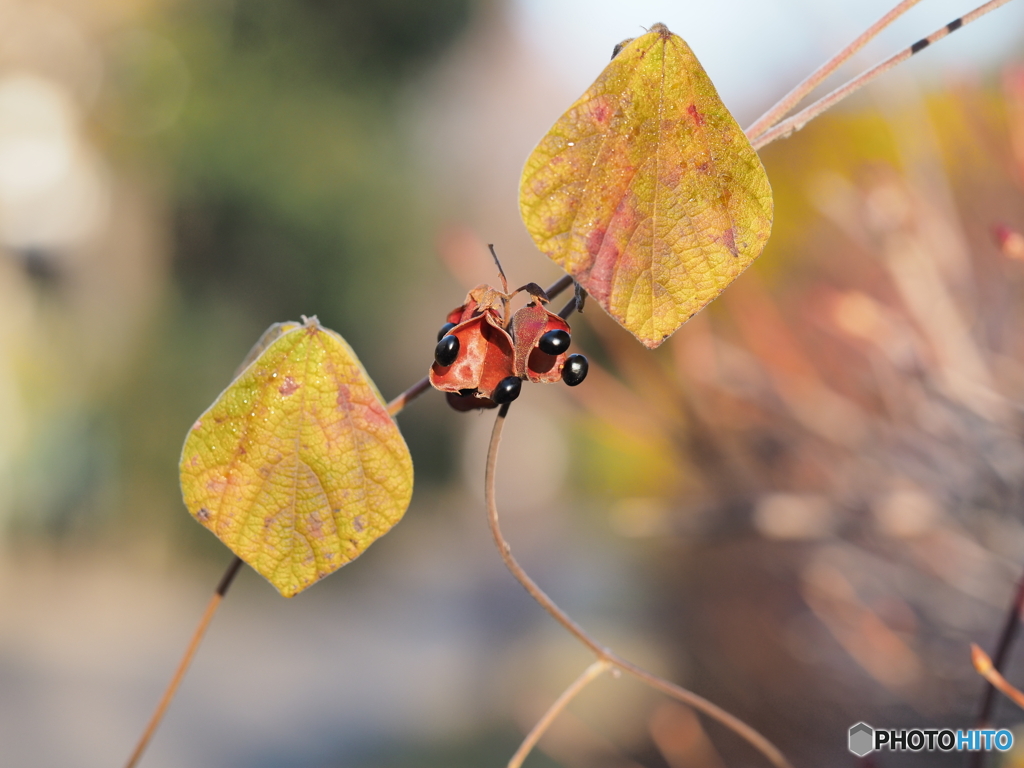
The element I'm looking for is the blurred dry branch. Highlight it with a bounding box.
[563,69,1024,763]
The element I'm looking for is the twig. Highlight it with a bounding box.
[485,407,793,768]
[744,0,924,140]
[972,644,1024,712]
[123,370,429,767]
[123,265,578,768]
[750,0,1016,151]
[123,557,243,768]
[508,659,611,768]
[387,376,431,416]
[967,567,1024,768]
[545,274,574,302]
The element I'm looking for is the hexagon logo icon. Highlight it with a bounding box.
[849,722,874,757]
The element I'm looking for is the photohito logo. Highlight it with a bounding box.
[848,723,1013,756]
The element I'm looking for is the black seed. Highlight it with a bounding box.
[434,335,459,366]
[561,354,588,386]
[492,376,522,405]
[538,329,571,356]
[437,322,457,341]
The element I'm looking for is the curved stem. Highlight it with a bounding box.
[750,0,1015,150]
[744,0,924,140]
[508,660,611,768]
[485,408,793,768]
[123,557,243,768]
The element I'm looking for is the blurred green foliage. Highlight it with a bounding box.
[101,0,476,545]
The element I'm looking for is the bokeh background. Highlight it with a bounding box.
[4,0,1024,766]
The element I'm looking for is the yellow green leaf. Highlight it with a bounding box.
[179,316,413,597]
[520,23,773,348]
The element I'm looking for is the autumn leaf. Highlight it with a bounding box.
[180,316,413,597]
[520,23,772,348]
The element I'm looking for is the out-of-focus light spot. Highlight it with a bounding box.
[994,223,1024,261]
[833,290,886,340]
[872,487,940,538]
[754,493,833,540]
[0,73,75,201]
[608,497,669,537]
[0,73,109,250]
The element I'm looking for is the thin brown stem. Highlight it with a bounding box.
[508,659,611,768]
[745,0,924,140]
[751,0,1016,151]
[485,408,793,768]
[124,557,243,768]
[968,566,1024,768]
[387,376,431,416]
[545,274,574,303]
[557,296,578,320]
[972,644,1024,711]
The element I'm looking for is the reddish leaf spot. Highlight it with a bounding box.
[335,384,351,407]
[590,96,613,126]
[197,508,210,522]
[279,376,299,396]
[722,227,739,257]
[191,419,203,431]
[586,228,607,257]
[353,514,366,532]
[687,104,704,126]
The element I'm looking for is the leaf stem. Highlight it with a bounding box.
[508,659,611,768]
[485,408,793,768]
[123,556,243,768]
[744,0,924,140]
[750,0,1016,150]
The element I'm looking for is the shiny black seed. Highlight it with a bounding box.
[492,375,522,405]
[561,354,588,386]
[434,335,459,366]
[437,322,457,341]
[538,329,571,356]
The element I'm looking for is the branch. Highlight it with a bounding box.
[485,406,793,768]
[508,660,611,768]
[967,565,1024,768]
[750,0,1016,151]
[972,644,1024,711]
[744,0,924,140]
[387,376,431,416]
[123,557,243,768]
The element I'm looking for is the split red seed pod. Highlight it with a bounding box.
[511,302,572,383]
[429,308,515,402]
[446,283,508,326]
